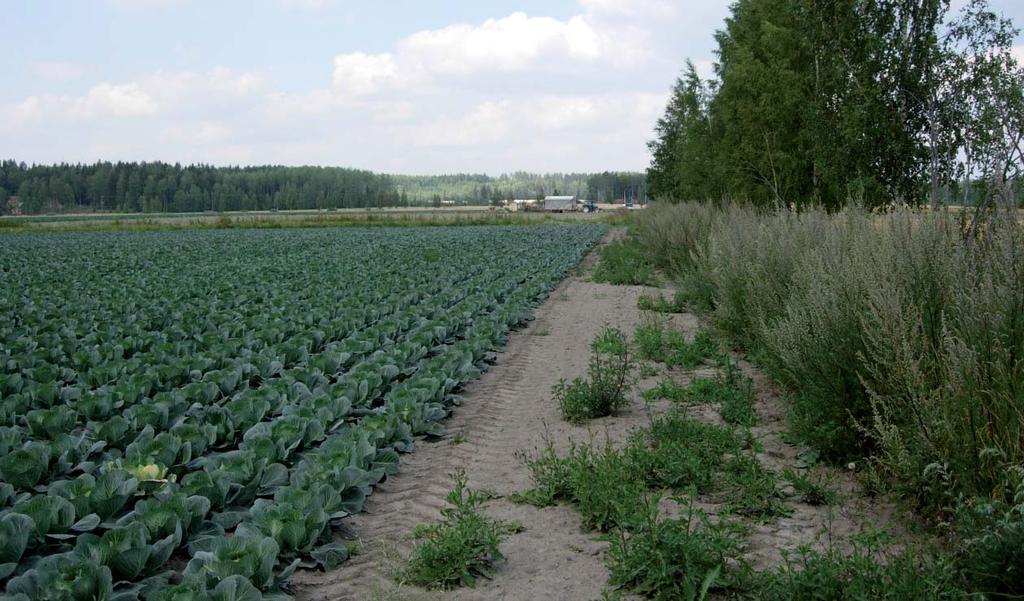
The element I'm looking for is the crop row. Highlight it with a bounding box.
[0,225,603,600]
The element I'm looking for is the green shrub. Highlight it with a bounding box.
[635,319,666,362]
[681,361,756,427]
[634,202,1024,513]
[555,327,634,423]
[404,471,515,589]
[592,238,656,285]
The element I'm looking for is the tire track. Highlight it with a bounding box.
[293,230,662,601]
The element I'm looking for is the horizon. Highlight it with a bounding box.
[1,0,736,174]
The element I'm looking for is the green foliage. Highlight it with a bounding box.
[592,239,656,286]
[403,471,513,589]
[781,469,838,507]
[3,553,113,601]
[635,203,1024,518]
[646,0,1022,209]
[555,328,634,423]
[720,455,789,521]
[637,290,687,313]
[607,497,747,601]
[753,541,969,600]
[634,320,719,369]
[0,225,604,596]
[184,534,279,591]
[954,469,1024,598]
[628,415,744,492]
[517,414,743,531]
[641,378,689,402]
[0,159,644,214]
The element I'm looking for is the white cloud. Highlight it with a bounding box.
[2,0,717,172]
[331,10,648,97]
[407,93,665,150]
[1012,45,1024,65]
[73,83,157,117]
[332,53,402,95]
[400,13,605,72]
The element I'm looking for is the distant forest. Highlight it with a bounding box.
[0,160,645,215]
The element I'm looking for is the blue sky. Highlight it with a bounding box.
[2,0,1022,174]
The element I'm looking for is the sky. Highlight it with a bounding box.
[1,0,1022,175]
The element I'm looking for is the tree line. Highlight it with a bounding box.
[0,161,647,215]
[647,0,1024,209]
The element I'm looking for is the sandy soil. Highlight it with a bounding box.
[291,229,912,601]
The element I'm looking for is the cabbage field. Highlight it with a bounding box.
[0,224,603,601]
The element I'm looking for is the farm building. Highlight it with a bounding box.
[543,195,577,212]
[507,199,540,211]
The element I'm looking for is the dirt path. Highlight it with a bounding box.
[293,230,911,601]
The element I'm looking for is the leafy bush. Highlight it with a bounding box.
[555,328,634,423]
[404,471,516,589]
[592,238,656,285]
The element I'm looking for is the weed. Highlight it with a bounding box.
[637,290,688,313]
[953,468,1024,598]
[781,468,838,506]
[720,455,790,521]
[555,327,634,423]
[634,319,719,369]
[664,330,718,369]
[635,320,666,362]
[628,414,744,492]
[592,238,656,285]
[642,378,689,402]
[754,540,968,600]
[403,471,515,589]
[639,363,659,378]
[607,495,748,600]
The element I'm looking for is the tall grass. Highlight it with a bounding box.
[636,202,1024,514]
